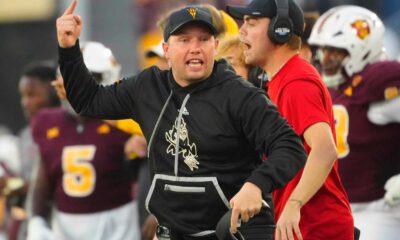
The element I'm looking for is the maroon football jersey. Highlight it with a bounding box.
[331,61,400,202]
[31,108,132,213]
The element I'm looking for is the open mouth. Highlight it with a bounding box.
[239,38,251,50]
[186,59,204,68]
[243,42,251,50]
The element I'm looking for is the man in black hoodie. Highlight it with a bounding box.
[56,1,307,239]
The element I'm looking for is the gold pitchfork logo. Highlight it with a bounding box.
[187,8,197,19]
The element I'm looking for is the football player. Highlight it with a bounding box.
[17,61,61,192]
[309,5,400,240]
[2,61,61,240]
[26,42,140,240]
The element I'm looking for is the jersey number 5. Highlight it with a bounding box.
[333,105,350,158]
[62,145,96,197]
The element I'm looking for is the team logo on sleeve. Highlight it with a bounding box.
[351,75,363,87]
[97,124,111,134]
[384,87,399,100]
[165,118,199,171]
[351,19,370,40]
[46,127,60,139]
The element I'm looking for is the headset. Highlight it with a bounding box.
[267,0,293,44]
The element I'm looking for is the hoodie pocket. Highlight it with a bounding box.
[146,174,230,236]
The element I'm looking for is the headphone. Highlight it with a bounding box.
[267,0,293,44]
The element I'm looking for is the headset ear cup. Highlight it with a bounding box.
[268,17,293,44]
[268,0,294,45]
[267,16,279,44]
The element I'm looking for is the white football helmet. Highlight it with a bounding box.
[80,41,121,86]
[308,6,385,87]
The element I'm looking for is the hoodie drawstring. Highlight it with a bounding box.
[147,90,173,158]
[174,94,191,176]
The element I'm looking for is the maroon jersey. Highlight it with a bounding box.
[31,108,132,213]
[331,61,400,202]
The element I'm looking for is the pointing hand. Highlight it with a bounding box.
[56,0,82,48]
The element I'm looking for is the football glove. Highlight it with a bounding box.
[384,174,400,207]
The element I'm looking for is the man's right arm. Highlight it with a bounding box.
[59,41,136,120]
[57,0,135,120]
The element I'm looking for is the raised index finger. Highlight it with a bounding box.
[63,0,77,15]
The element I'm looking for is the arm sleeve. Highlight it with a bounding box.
[234,90,307,194]
[59,41,138,120]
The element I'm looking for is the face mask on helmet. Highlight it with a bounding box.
[308,5,385,88]
[80,41,121,86]
[315,47,349,88]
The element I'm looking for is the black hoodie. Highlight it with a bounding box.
[59,41,306,236]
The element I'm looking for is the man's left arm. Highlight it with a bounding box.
[275,122,337,240]
[229,90,307,233]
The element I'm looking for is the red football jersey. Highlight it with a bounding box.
[268,55,354,239]
[31,108,132,213]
